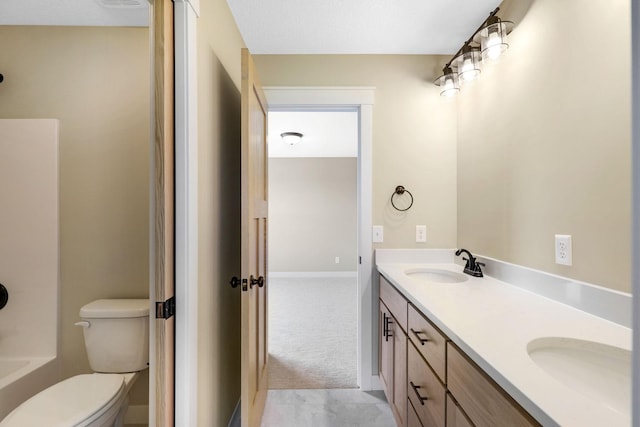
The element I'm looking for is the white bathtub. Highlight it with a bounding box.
[0,357,60,420]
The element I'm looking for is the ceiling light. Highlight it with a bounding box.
[280,132,303,145]
[434,7,514,96]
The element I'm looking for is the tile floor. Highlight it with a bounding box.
[260,389,396,427]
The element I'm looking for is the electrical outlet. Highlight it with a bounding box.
[416,225,427,243]
[373,225,384,243]
[335,256,340,264]
[555,234,572,266]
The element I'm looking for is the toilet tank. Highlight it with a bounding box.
[79,299,149,373]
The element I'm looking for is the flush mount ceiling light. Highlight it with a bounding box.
[280,132,303,145]
[435,7,514,96]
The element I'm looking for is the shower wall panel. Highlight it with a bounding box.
[0,119,59,358]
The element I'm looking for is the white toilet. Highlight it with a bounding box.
[0,299,149,427]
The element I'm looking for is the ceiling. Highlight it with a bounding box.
[268,111,358,158]
[227,0,502,54]
[2,0,503,54]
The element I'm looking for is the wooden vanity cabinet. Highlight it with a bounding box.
[378,272,542,427]
[379,276,408,427]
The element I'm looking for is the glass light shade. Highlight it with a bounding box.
[475,18,514,61]
[452,46,481,82]
[435,67,459,97]
[281,132,303,145]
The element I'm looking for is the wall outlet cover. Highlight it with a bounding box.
[416,225,427,243]
[555,234,572,266]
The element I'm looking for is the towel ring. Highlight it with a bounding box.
[0,284,8,310]
[391,185,413,211]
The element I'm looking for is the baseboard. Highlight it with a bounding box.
[269,271,357,278]
[369,375,383,390]
[124,404,149,425]
[228,399,241,427]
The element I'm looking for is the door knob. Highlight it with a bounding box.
[250,275,264,288]
[230,276,241,288]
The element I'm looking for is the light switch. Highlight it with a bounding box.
[373,225,384,243]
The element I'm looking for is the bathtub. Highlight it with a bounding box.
[0,356,60,420]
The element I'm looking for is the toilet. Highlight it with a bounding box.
[0,299,149,427]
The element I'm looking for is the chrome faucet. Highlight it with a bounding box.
[455,248,485,277]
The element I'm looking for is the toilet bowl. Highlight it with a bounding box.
[0,299,149,427]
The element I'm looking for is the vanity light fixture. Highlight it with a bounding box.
[280,131,303,145]
[435,7,514,96]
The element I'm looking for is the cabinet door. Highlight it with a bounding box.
[446,394,473,427]
[380,302,394,403]
[392,319,407,427]
[447,343,540,427]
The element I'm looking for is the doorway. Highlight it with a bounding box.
[263,87,376,390]
[267,110,359,389]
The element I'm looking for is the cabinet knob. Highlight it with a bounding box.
[410,328,430,345]
[383,313,393,342]
[410,381,429,405]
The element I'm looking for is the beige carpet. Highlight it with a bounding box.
[268,276,358,389]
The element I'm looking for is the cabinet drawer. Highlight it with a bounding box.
[408,341,446,427]
[408,304,446,383]
[380,275,407,332]
[447,343,540,427]
[408,400,424,427]
[446,393,473,427]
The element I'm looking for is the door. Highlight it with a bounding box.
[153,0,175,425]
[240,48,269,427]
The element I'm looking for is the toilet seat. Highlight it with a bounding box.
[0,374,125,427]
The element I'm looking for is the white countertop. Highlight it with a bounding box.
[376,258,632,427]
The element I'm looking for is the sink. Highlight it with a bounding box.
[527,337,631,415]
[404,268,468,284]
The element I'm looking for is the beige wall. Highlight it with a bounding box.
[254,55,459,251]
[456,0,631,292]
[196,0,246,424]
[0,26,150,405]
[269,157,357,272]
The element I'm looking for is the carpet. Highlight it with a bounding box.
[268,276,358,389]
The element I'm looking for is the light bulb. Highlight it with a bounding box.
[441,77,458,97]
[459,56,480,81]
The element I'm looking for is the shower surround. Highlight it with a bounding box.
[0,119,61,419]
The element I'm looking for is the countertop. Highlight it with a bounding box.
[376,260,632,427]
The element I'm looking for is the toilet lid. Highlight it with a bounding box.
[1,374,124,427]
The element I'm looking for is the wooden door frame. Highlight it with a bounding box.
[150,0,199,425]
[263,87,377,390]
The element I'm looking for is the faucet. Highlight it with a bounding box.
[455,248,485,277]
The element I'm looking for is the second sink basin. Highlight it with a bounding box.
[527,337,631,416]
[404,268,468,284]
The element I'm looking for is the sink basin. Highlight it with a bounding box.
[404,268,468,284]
[527,337,631,415]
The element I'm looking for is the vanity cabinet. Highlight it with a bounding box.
[379,273,541,427]
[379,276,408,427]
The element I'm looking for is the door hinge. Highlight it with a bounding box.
[156,296,175,319]
[359,256,362,265]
